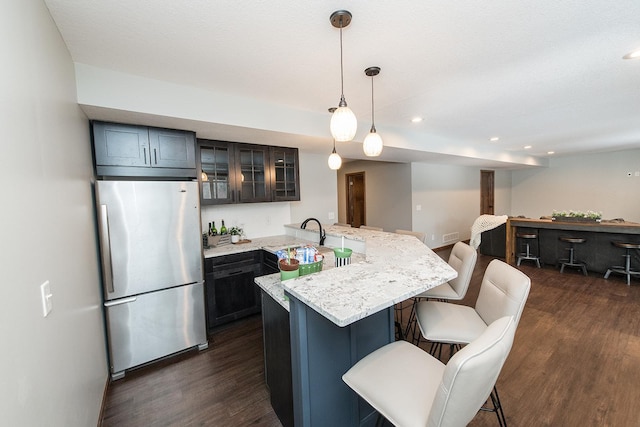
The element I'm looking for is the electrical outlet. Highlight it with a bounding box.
[40,280,52,317]
[416,205,422,211]
[635,171,640,177]
[328,212,335,220]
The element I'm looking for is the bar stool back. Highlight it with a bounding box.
[559,237,587,276]
[516,231,541,268]
[604,241,640,286]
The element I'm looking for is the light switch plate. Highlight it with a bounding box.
[40,280,52,317]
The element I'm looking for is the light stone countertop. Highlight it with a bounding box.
[203,234,313,258]
[254,224,457,327]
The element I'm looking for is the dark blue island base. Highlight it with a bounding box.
[287,293,395,427]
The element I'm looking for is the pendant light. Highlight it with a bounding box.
[363,66,383,157]
[327,107,342,170]
[329,10,357,142]
[328,139,342,170]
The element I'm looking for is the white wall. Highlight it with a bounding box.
[337,161,413,231]
[411,163,512,248]
[0,1,107,426]
[201,152,338,236]
[290,152,339,224]
[511,150,640,221]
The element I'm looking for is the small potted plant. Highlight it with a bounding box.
[229,226,243,243]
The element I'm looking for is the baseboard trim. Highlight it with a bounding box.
[432,239,470,253]
[97,375,109,427]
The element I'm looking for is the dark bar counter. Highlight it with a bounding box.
[506,218,640,273]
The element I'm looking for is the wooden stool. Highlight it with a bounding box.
[516,232,541,268]
[559,237,587,276]
[604,242,640,286]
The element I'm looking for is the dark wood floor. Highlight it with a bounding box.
[100,253,640,426]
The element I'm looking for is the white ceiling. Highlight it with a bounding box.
[44,0,640,168]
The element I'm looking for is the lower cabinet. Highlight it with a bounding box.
[204,250,280,331]
[204,251,262,330]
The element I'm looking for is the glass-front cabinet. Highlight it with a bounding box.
[199,140,235,205]
[236,144,271,203]
[271,147,300,201]
[197,139,299,205]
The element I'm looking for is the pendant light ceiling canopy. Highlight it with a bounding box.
[363,66,383,157]
[329,10,357,142]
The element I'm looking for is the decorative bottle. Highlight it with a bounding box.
[210,221,218,236]
[220,220,227,235]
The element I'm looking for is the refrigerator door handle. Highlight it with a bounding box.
[99,204,115,294]
[104,296,137,307]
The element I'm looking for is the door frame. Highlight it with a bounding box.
[480,170,495,215]
[345,171,366,227]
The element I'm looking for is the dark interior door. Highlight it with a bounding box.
[481,170,495,215]
[346,172,365,227]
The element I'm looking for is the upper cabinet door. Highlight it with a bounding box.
[92,121,197,178]
[199,140,236,205]
[236,144,271,203]
[148,128,196,169]
[93,122,150,167]
[271,147,300,202]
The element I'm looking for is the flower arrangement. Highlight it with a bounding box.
[552,210,602,221]
[229,226,243,236]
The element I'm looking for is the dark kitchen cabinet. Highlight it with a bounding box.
[204,251,262,330]
[199,140,236,205]
[270,147,300,202]
[236,144,271,203]
[197,139,299,205]
[92,121,196,178]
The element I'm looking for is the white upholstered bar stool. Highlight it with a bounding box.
[343,316,517,427]
[415,259,531,426]
[395,229,427,244]
[405,241,478,341]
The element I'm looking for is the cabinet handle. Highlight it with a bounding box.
[143,147,148,164]
[153,148,158,165]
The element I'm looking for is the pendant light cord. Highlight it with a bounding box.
[340,24,345,98]
[370,76,375,126]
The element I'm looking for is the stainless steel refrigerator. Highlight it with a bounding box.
[95,180,207,380]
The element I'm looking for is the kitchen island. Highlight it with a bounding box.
[505,218,640,272]
[255,225,457,427]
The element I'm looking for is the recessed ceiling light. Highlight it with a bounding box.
[489,137,499,142]
[524,145,532,149]
[411,117,423,123]
[623,49,640,60]
[547,151,555,155]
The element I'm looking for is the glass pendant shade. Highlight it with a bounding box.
[330,105,357,142]
[328,150,342,170]
[363,127,383,157]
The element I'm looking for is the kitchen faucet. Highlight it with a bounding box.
[300,218,326,246]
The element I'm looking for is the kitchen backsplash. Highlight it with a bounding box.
[201,202,292,239]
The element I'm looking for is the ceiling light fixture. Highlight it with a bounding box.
[623,49,640,60]
[411,117,423,123]
[524,145,532,149]
[490,137,500,142]
[363,66,383,157]
[328,139,342,170]
[329,10,357,142]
